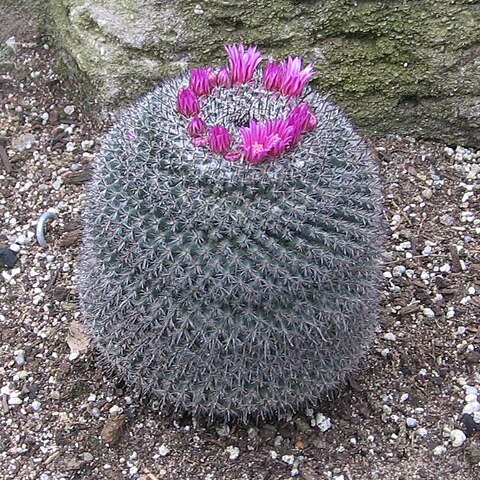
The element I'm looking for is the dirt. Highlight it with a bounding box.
[0,5,479,480]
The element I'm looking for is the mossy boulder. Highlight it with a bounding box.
[49,0,480,147]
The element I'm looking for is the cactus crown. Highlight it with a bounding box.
[79,44,385,421]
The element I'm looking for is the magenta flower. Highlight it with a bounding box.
[192,136,209,148]
[209,125,232,154]
[189,67,214,96]
[224,150,243,162]
[278,56,314,97]
[177,88,200,117]
[239,119,293,164]
[217,67,231,88]
[187,117,207,137]
[262,60,284,91]
[225,44,263,84]
[287,102,317,145]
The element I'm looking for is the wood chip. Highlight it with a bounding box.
[101,414,126,445]
[450,245,462,273]
[399,303,420,316]
[63,169,91,184]
[66,320,90,354]
[0,145,12,173]
[59,229,81,247]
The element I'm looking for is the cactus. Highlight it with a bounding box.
[79,45,385,421]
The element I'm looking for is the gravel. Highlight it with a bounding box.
[0,14,480,480]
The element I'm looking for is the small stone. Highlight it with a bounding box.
[439,263,451,273]
[440,214,455,226]
[463,402,480,415]
[465,394,478,403]
[315,413,332,432]
[392,265,406,277]
[158,444,170,456]
[450,429,467,447]
[282,454,295,465]
[461,413,480,437]
[422,308,435,318]
[417,428,428,437]
[384,332,397,342]
[421,188,433,199]
[129,466,138,475]
[12,133,35,151]
[64,105,75,115]
[66,142,76,152]
[83,452,94,462]
[0,247,18,268]
[14,351,25,366]
[225,446,240,460]
[109,405,123,415]
[466,445,480,465]
[31,400,41,412]
[52,177,62,190]
[81,140,94,151]
[406,417,418,428]
[433,445,446,456]
[9,244,21,253]
[8,396,22,406]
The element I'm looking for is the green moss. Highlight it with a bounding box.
[48,0,480,146]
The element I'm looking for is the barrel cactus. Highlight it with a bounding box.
[79,44,385,421]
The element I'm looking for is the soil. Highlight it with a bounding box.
[0,4,479,480]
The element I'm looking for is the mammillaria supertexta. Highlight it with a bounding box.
[79,44,385,421]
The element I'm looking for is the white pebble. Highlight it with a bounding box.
[462,401,480,415]
[422,308,435,318]
[465,386,478,395]
[158,444,170,456]
[406,417,417,428]
[52,177,62,190]
[433,445,446,456]
[31,400,41,411]
[109,405,123,415]
[450,429,466,447]
[392,265,406,277]
[439,263,451,273]
[81,140,94,151]
[9,243,21,253]
[225,446,240,460]
[465,394,478,403]
[64,105,75,115]
[129,466,138,475]
[282,454,295,465]
[384,332,397,342]
[446,309,455,319]
[315,413,332,432]
[417,428,428,437]
[66,142,76,152]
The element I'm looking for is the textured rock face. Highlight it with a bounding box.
[49,0,480,146]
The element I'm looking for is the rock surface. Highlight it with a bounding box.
[48,0,480,147]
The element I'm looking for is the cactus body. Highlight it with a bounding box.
[79,64,384,420]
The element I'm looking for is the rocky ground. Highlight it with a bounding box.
[1,7,480,480]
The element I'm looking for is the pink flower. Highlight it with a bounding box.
[189,67,214,96]
[262,60,284,91]
[187,117,207,137]
[278,56,314,97]
[239,118,293,164]
[217,67,231,87]
[287,103,317,145]
[224,150,243,162]
[192,136,209,147]
[209,125,232,154]
[177,88,200,117]
[225,44,263,84]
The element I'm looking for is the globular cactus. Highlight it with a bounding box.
[79,44,385,421]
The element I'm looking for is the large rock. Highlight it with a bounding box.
[49,0,480,147]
